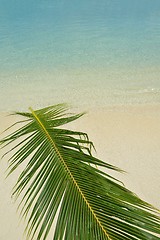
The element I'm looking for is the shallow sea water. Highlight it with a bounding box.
[0,0,160,111]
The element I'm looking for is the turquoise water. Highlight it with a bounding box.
[0,0,160,111]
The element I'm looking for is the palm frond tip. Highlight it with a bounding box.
[1,103,160,240]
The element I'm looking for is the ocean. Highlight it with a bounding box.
[0,0,160,111]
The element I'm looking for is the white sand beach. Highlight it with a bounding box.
[0,105,160,239]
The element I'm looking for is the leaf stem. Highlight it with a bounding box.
[29,107,111,240]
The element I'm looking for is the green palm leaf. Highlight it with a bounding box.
[1,103,160,240]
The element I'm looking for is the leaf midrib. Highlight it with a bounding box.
[29,107,111,240]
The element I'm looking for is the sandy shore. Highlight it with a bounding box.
[0,104,160,239]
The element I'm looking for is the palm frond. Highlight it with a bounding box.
[1,104,160,240]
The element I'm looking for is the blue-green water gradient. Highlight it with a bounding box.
[0,0,160,110]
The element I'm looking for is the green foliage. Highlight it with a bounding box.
[1,104,160,240]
